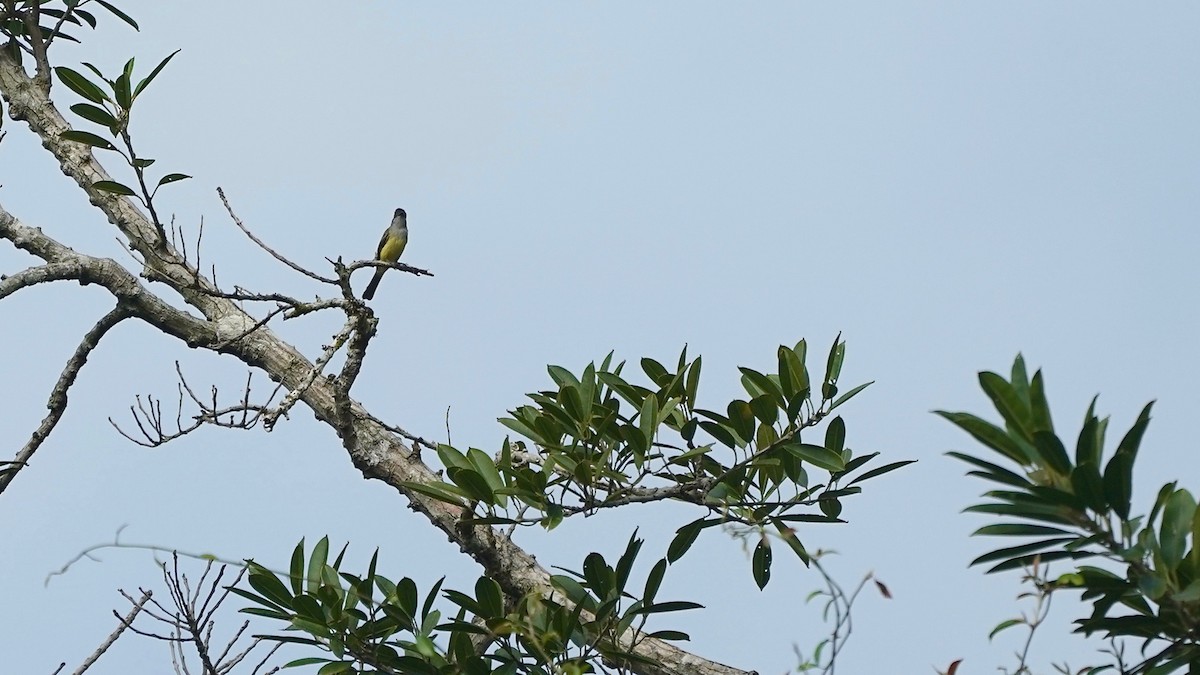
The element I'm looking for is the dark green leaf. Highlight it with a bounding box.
[667,519,703,563]
[60,130,115,150]
[94,0,140,29]
[847,459,916,486]
[637,600,704,614]
[69,102,117,129]
[824,416,845,454]
[1029,370,1054,433]
[92,180,136,196]
[307,536,329,596]
[646,629,690,641]
[752,538,772,590]
[1102,452,1133,520]
[1116,402,1154,462]
[640,357,668,386]
[54,66,108,103]
[289,539,305,596]
[946,451,1032,488]
[978,371,1033,441]
[974,523,1072,537]
[970,537,1076,566]
[830,381,872,411]
[644,559,667,603]
[936,411,1030,465]
[1160,488,1196,571]
[783,442,845,472]
[1032,430,1072,475]
[474,577,503,619]
[156,172,191,187]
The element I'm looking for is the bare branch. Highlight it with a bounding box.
[0,305,130,496]
[71,590,153,675]
[217,187,336,284]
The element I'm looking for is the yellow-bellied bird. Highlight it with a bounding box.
[363,208,408,300]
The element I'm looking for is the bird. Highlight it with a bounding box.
[363,208,408,300]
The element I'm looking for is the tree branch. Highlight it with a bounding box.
[0,304,129,495]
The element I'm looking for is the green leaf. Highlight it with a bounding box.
[60,130,115,150]
[1031,430,1072,475]
[830,381,872,411]
[825,417,846,457]
[307,536,329,596]
[978,371,1033,442]
[772,521,811,565]
[946,451,1032,488]
[474,577,503,619]
[739,367,784,408]
[1070,462,1106,513]
[283,658,331,668]
[1116,402,1154,462]
[247,563,294,609]
[466,448,506,507]
[752,538,772,590]
[398,480,467,506]
[1103,452,1134,520]
[1160,489,1196,571]
[637,600,704,614]
[667,519,703,563]
[748,394,778,427]
[640,357,668,385]
[970,537,1076,567]
[645,629,690,641]
[135,49,180,98]
[783,442,845,473]
[778,345,808,400]
[684,356,702,405]
[823,333,844,386]
[446,467,494,504]
[989,618,1023,640]
[639,393,658,448]
[644,559,667,603]
[69,102,117,129]
[156,172,191,187]
[936,411,1030,465]
[1075,400,1102,467]
[289,539,305,596]
[94,0,140,30]
[614,530,642,595]
[54,66,109,103]
[726,400,755,445]
[974,523,1072,537]
[114,71,132,110]
[846,459,916,486]
[92,180,136,196]
[1029,370,1054,433]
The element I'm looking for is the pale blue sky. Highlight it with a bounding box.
[2,2,1199,673]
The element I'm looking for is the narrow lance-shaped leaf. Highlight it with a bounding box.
[94,0,140,30]
[61,130,115,150]
[54,66,109,103]
[92,180,137,196]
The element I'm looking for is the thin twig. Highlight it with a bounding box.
[217,187,336,284]
[71,590,153,675]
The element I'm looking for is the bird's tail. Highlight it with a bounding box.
[363,267,387,300]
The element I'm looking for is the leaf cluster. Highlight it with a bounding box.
[235,534,699,675]
[55,52,190,201]
[405,338,911,589]
[942,355,1200,673]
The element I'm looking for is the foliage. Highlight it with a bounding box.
[942,355,1200,673]
[234,533,699,675]
[406,338,911,590]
